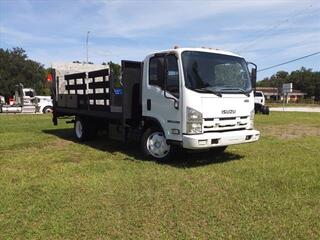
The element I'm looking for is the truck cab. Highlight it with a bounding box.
[141,48,259,157]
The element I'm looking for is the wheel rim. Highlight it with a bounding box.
[146,131,170,158]
[45,108,53,113]
[75,120,83,139]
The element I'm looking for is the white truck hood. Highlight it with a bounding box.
[201,95,252,118]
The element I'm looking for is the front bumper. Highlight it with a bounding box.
[182,129,260,149]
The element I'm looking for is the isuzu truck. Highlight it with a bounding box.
[51,47,260,161]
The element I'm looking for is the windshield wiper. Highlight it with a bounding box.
[220,88,250,97]
[193,88,222,97]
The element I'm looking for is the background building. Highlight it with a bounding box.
[256,87,306,103]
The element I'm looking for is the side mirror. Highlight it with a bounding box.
[251,68,257,89]
[174,100,179,109]
[247,62,257,90]
[164,87,179,110]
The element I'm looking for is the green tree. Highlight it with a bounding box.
[108,61,121,88]
[0,47,47,99]
[257,67,320,99]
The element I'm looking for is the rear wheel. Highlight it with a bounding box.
[141,128,172,162]
[74,117,97,142]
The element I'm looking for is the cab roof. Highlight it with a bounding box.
[146,47,243,59]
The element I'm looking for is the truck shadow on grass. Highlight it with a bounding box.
[43,128,244,168]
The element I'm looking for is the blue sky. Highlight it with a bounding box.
[0,0,319,80]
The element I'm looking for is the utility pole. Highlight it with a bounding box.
[86,31,90,63]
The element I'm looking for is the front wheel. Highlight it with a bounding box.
[43,106,53,114]
[141,128,172,162]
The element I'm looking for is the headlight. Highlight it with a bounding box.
[187,107,202,134]
[248,109,254,129]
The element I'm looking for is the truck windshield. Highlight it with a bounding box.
[182,51,252,94]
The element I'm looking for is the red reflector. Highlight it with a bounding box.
[47,73,52,82]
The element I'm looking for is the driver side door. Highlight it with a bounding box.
[142,54,182,141]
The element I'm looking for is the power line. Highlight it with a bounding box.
[234,4,315,53]
[238,5,316,53]
[258,51,320,72]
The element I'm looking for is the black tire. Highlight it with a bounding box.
[141,127,172,162]
[255,103,263,114]
[43,106,53,114]
[265,106,270,115]
[254,103,259,114]
[74,117,97,142]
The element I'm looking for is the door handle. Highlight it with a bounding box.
[147,99,151,110]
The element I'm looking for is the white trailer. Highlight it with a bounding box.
[52,47,260,161]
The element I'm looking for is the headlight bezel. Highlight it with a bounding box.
[248,109,255,129]
[186,107,203,134]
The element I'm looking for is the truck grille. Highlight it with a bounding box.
[203,116,249,133]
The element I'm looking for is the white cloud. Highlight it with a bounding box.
[1,0,319,78]
[91,0,290,38]
[0,26,79,46]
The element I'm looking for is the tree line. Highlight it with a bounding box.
[0,47,49,99]
[257,67,320,100]
[1,47,319,101]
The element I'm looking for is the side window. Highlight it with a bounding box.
[25,91,34,97]
[166,55,179,98]
[149,56,164,88]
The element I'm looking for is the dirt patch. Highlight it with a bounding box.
[51,138,73,149]
[257,123,320,140]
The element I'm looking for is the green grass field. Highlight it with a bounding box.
[0,112,319,239]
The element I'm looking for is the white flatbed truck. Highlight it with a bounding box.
[51,47,260,161]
